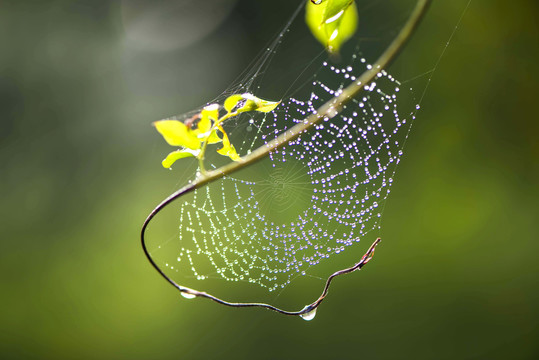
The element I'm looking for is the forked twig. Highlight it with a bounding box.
[141,0,431,318]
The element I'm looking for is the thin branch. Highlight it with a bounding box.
[141,0,432,318]
[171,238,380,317]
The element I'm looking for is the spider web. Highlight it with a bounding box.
[147,0,423,307]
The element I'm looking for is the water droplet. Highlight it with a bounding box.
[181,290,197,300]
[299,306,317,321]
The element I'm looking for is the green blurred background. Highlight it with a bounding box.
[1,0,538,359]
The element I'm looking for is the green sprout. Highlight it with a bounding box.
[306,0,358,55]
[153,93,280,174]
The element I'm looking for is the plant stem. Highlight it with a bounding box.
[197,155,206,176]
[196,111,236,177]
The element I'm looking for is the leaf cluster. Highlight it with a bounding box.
[153,93,280,172]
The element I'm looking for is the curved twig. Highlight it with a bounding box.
[141,0,431,318]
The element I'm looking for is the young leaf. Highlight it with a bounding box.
[240,93,280,113]
[205,129,222,144]
[200,104,219,122]
[153,120,201,150]
[194,105,222,145]
[224,94,244,113]
[223,93,280,115]
[324,0,354,24]
[162,149,199,169]
[195,127,222,145]
[255,99,281,113]
[216,129,241,161]
[306,0,358,54]
[197,113,212,134]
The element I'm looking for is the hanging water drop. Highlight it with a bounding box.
[299,306,317,321]
[181,290,197,300]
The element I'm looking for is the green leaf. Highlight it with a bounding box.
[224,94,244,113]
[162,149,198,169]
[197,113,211,134]
[195,127,222,144]
[306,0,358,54]
[324,0,354,24]
[240,93,281,113]
[194,104,222,145]
[253,99,281,113]
[206,129,222,144]
[216,130,241,161]
[153,120,201,150]
[223,93,280,115]
[200,104,219,122]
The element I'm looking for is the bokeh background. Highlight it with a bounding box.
[1,0,538,359]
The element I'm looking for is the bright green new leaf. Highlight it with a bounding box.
[197,113,211,134]
[153,120,201,150]
[306,0,358,54]
[324,0,354,24]
[194,126,221,144]
[216,129,241,161]
[205,129,222,144]
[254,98,281,113]
[224,94,244,113]
[240,93,281,113]
[200,104,219,122]
[223,93,280,114]
[162,149,198,169]
[217,142,240,161]
[195,104,222,145]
